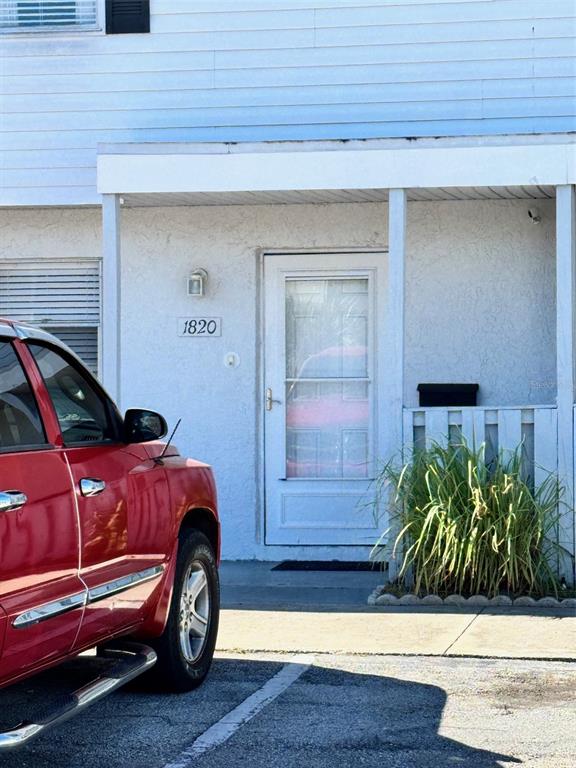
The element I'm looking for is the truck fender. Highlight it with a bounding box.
[135,538,179,638]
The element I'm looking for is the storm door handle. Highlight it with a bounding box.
[265,388,282,411]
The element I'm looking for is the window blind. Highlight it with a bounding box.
[48,327,99,373]
[0,1,97,30]
[0,261,101,373]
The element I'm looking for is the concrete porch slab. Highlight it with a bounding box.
[217,561,576,661]
[447,609,576,661]
[217,608,476,656]
[216,607,576,660]
[220,560,384,609]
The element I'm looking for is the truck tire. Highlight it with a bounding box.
[149,530,219,692]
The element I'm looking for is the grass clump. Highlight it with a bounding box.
[371,441,564,598]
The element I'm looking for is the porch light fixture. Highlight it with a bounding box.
[187,268,208,297]
[528,207,542,224]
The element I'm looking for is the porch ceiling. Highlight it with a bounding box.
[119,185,555,207]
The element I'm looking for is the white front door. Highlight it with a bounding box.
[263,252,386,546]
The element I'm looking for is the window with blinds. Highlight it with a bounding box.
[0,261,101,374]
[0,1,98,31]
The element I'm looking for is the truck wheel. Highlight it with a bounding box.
[150,530,219,692]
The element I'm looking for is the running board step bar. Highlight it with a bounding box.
[0,642,157,751]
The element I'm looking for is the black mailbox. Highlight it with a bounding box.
[417,383,479,407]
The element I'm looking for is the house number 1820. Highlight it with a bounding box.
[178,317,222,337]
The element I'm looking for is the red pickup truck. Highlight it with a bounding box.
[0,319,220,749]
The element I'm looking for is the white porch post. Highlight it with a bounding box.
[384,188,407,579]
[556,184,576,583]
[101,194,121,404]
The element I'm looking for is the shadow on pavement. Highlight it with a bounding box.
[271,662,522,768]
[0,655,523,767]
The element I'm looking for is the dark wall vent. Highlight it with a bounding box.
[106,0,150,34]
[417,383,479,407]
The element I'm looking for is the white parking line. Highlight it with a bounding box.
[163,655,313,767]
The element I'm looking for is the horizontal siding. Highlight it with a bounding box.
[4,98,575,132]
[0,0,575,206]
[3,116,575,148]
[5,78,574,111]
[3,51,573,83]
[2,26,573,57]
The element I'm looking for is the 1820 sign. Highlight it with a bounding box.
[178,317,222,337]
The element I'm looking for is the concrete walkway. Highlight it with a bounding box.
[218,561,576,661]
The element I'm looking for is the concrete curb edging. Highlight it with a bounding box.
[367,586,576,609]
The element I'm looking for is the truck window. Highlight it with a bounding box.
[28,343,117,445]
[0,341,47,451]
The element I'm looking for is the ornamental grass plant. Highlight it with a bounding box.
[371,441,563,598]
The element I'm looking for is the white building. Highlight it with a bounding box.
[0,1,575,573]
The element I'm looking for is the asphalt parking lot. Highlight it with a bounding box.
[1,651,574,768]
[2,565,575,767]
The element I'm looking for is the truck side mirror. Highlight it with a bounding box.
[124,409,168,443]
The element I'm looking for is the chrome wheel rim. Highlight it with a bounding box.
[179,561,210,663]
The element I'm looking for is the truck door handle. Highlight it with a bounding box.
[0,491,27,513]
[80,478,106,497]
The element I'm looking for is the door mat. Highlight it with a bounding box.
[272,560,378,572]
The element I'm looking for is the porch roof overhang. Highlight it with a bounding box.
[96,134,575,207]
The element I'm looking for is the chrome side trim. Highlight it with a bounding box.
[87,565,165,604]
[13,592,87,629]
[11,565,165,629]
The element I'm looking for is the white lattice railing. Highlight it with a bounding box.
[403,406,558,486]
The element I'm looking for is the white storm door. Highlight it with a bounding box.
[264,253,385,546]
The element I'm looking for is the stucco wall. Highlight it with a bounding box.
[0,199,557,558]
[405,200,557,407]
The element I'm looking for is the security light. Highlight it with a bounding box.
[187,269,208,297]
